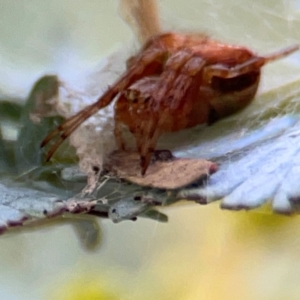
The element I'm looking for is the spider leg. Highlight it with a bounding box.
[135,126,144,154]
[152,49,192,107]
[139,115,160,175]
[165,56,205,109]
[114,117,126,150]
[203,44,299,81]
[138,53,206,174]
[41,47,167,161]
[263,44,299,63]
[136,51,194,174]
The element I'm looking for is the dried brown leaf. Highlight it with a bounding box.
[106,150,217,190]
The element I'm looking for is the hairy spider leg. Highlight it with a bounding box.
[203,44,299,81]
[133,51,193,162]
[114,117,127,150]
[136,50,193,174]
[114,77,161,152]
[41,47,167,161]
[138,51,207,174]
[264,44,299,63]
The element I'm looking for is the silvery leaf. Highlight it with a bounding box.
[174,79,300,214]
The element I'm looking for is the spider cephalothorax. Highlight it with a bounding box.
[41,32,298,175]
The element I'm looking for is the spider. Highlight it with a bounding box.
[41,32,298,175]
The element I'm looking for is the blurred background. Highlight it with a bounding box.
[1,0,300,299]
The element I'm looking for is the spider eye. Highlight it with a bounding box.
[211,71,259,93]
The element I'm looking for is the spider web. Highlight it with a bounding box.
[55,54,300,215]
[1,1,300,300]
[0,0,299,239]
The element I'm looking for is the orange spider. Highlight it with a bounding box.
[41,32,298,175]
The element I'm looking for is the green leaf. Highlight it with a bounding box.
[14,75,64,175]
[0,132,11,174]
[0,100,22,122]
